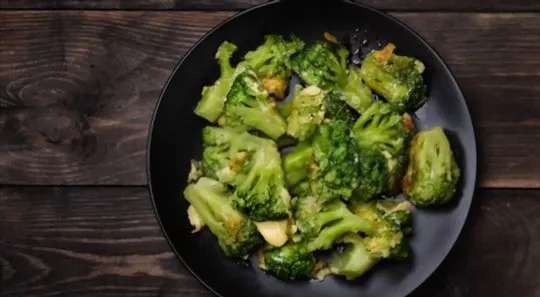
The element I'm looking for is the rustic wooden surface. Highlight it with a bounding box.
[1,1,539,296]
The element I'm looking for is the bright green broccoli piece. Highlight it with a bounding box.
[293,196,373,251]
[194,41,240,122]
[243,34,305,99]
[402,126,460,207]
[259,242,316,280]
[328,233,379,280]
[286,85,327,141]
[219,69,287,140]
[310,121,361,202]
[231,136,292,221]
[352,101,414,194]
[291,39,349,90]
[360,43,427,112]
[183,177,263,257]
[338,65,373,113]
[282,142,313,187]
[201,126,271,186]
[351,199,413,259]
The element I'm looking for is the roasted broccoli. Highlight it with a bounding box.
[285,85,327,141]
[291,39,349,90]
[351,199,413,259]
[231,137,292,221]
[194,41,240,122]
[323,90,356,125]
[352,101,414,194]
[243,34,305,99]
[360,43,427,112]
[293,196,373,251]
[354,148,389,202]
[328,233,379,280]
[402,126,460,207]
[338,65,373,113]
[259,241,317,280]
[183,177,263,257]
[219,69,287,140]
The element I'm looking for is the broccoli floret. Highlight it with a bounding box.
[232,139,292,221]
[259,242,316,280]
[194,41,240,122]
[351,200,413,259]
[338,65,373,114]
[282,142,313,187]
[291,38,349,90]
[201,126,271,186]
[352,101,414,194]
[293,196,373,251]
[328,233,379,280]
[360,43,427,112]
[219,69,287,140]
[243,34,305,99]
[354,148,389,202]
[402,126,460,207]
[310,121,361,202]
[323,91,355,125]
[183,177,263,257]
[285,85,327,141]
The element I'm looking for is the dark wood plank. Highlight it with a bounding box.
[0,187,539,296]
[1,11,539,187]
[2,0,540,11]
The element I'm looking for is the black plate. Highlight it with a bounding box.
[147,1,477,297]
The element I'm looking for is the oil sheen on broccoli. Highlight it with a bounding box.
[219,69,287,140]
[338,65,373,113]
[293,195,373,251]
[402,126,460,207]
[194,41,241,122]
[259,242,316,280]
[183,177,263,257]
[360,43,427,112]
[352,101,414,196]
[243,34,305,99]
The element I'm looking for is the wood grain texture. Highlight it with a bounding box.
[1,11,539,187]
[0,187,539,297]
[2,0,540,11]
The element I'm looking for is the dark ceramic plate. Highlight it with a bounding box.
[147,1,477,297]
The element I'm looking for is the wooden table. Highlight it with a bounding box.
[1,1,539,296]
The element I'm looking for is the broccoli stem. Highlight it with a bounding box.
[227,105,287,140]
[329,233,380,280]
[282,143,313,186]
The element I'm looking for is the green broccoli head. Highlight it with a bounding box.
[329,233,379,280]
[220,69,287,140]
[338,65,373,114]
[259,242,316,280]
[351,200,413,259]
[201,126,271,186]
[359,43,427,112]
[183,177,263,257]
[352,101,414,193]
[353,148,390,202]
[323,91,355,125]
[310,121,361,202]
[291,38,349,90]
[243,34,305,99]
[402,126,460,207]
[286,85,327,141]
[232,142,292,221]
[293,196,373,251]
[194,41,240,122]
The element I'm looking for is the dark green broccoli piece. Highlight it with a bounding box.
[293,196,373,251]
[243,34,305,99]
[328,233,379,280]
[352,101,414,194]
[360,43,427,112]
[219,69,287,140]
[354,148,389,202]
[259,242,316,280]
[338,65,373,114]
[183,177,263,257]
[291,38,349,90]
[351,199,413,259]
[323,90,355,126]
[201,126,271,186]
[194,41,240,122]
[285,85,327,141]
[402,126,460,207]
[231,137,292,221]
